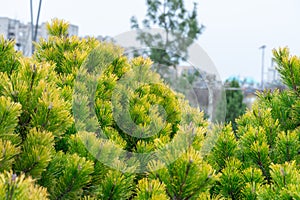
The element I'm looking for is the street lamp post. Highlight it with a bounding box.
[30,0,43,54]
[259,45,266,90]
[30,0,34,53]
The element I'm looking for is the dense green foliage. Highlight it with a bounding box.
[225,79,246,130]
[0,20,299,199]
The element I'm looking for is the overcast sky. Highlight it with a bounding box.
[1,0,299,81]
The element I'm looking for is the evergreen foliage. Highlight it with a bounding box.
[0,36,22,74]
[208,47,300,199]
[0,171,48,200]
[0,19,299,199]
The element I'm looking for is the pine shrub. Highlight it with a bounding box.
[0,19,299,199]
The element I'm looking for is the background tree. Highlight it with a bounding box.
[130,0,205,76]
[225,79,246,130]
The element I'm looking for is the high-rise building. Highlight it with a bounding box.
[0,17,78,56]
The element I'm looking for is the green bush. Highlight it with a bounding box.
[0,19,299,199]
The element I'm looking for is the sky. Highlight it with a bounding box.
[1,0,299,82]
